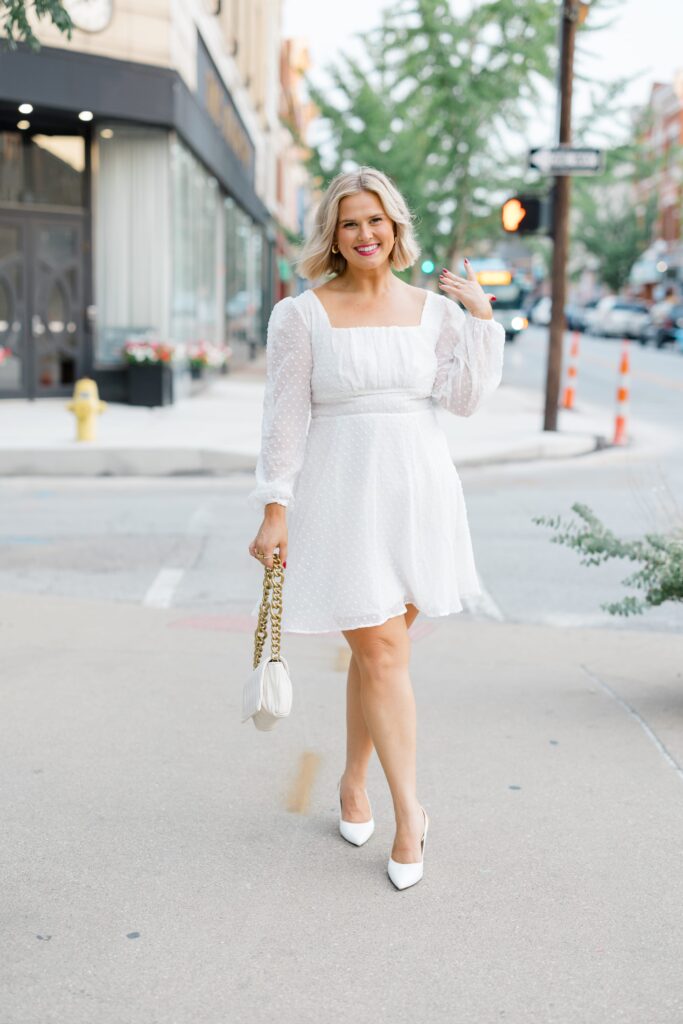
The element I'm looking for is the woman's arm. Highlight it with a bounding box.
[247,296,313,513]
[431,296,506,418]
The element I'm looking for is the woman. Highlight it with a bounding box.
[247,167,504,890]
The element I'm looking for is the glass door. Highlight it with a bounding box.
[30,217,84,395]
[0,211,85,398]
[0,218,27,394]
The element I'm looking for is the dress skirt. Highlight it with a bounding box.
[251,392,481,634]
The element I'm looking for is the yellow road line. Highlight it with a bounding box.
[335,646,352,672]
[579,351,683,392]
[286,750,322,815]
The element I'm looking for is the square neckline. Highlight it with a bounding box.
[309,287,433,331]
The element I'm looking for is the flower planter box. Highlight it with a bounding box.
[127,362,174,407]
[189,364,205,381]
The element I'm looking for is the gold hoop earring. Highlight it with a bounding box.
[331,244,339,254]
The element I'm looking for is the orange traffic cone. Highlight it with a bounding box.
[562,330,580,410]
[613,340,630,446]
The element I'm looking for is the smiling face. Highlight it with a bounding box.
[334,190,396,271]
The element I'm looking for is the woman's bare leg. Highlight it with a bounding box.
[341,604,424,863]
[339,650,374,821]
[340,604,420,823]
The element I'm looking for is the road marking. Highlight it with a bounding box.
[335,646,352,672]
[143,501,215,608]
[186,500,216,535]
[286,750,321,815]
[579,351,683,392]
[143,568,185,608]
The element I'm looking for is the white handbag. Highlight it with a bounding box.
[243,551,293,731]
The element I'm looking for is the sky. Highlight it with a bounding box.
[282,0,683,151]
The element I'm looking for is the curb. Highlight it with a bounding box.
[0,434,605,477]
[453,432,606,468]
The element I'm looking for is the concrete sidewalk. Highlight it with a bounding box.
[2,589,683,1022]
[0,354,663,476]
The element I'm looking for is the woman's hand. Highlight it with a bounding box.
[438,259,496,320]
[248,505,288,570]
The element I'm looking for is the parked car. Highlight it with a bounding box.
[641,303,683,348]
[529,296,552,326]
[676,319,683,354]
[612,301,650,340]
[585,296,649,339]
[564,303,585,331]
[527,298,598,332]
[570,298,600,333]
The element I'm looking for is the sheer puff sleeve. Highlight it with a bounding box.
[247,296,313,514]
[431,295,506,417]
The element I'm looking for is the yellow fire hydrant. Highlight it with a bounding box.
[66,378,107,442]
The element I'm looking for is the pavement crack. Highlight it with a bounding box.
[580,662,683,785]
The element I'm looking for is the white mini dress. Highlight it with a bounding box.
[247,287,506,634]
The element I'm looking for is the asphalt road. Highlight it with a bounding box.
[504,324,682,469]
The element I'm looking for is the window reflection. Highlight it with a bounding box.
[0,223,23,390]
[225,196,263,357]
[171,139,220,346]
[0,132,85,207]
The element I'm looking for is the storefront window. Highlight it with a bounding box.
[0,222,23,391]
[171,139,221,346]
[0,131,85,208]
[224,196,264,355]
[94,125,171,365]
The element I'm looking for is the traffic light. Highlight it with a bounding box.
[501,194,547,235]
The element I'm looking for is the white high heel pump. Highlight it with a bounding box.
[387,806,429,890]
[337,776,375,846]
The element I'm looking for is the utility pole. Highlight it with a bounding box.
[544,0,582,432]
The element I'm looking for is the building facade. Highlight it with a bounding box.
[631,72,683,297]
[0,0,282,401]
[274,37,316,300]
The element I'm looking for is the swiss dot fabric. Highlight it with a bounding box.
[248,288,505,634]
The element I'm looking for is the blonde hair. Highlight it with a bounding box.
[297,166,420,281]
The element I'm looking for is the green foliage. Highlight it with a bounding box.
[570,101,662,291]
[300,0,635,273]
[304,0,561,269]
[1,0,72,50]
[572,185,657,292]
[532,503,683,616]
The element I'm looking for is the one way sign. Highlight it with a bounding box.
[528,146,605,175]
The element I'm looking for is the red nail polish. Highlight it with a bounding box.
[464,257,469,264]
[491,296,497,302]
[283,561,287,568]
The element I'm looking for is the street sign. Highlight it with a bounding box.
[528,146,605,175]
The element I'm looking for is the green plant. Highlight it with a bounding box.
[532,503,683,616]
[1,0,72,49]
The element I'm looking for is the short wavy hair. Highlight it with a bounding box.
[297,166,420,281]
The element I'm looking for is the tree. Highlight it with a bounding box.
[303,0,638,272]
[304,0,562,271]
[1,0,72,50]
[571,182,657,292]
[569,89,661,291]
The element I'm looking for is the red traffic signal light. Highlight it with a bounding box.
[501,194,547,235]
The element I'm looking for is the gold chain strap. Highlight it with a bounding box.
[252,551,284,669]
